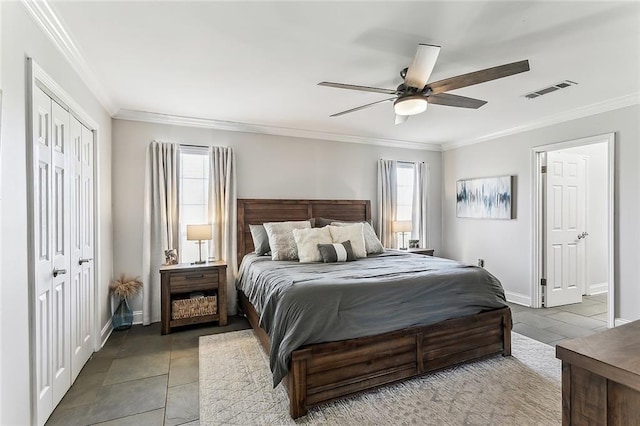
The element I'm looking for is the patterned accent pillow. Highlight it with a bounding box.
[263,221,312,261]
[317,241,356,263]
[293,227,333,263]
[249,224,270,255]
[327,223,367,258]
[331,221,384,255]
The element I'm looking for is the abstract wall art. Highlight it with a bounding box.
[456,175,513,219]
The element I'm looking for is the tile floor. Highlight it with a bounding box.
[45,317,251,426]
[508,293,608,347]
[46,294,607,425]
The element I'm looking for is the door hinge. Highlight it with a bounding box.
[541,278,547,286]
[541,165,547,174]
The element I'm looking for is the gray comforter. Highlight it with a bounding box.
[236,251,508,386]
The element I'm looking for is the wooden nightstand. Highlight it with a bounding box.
[405,248,434,256]
[160,261,227,334]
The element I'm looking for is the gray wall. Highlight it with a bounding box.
[0,3,113,424]
[112,119,443,315]
[443,105,640,322]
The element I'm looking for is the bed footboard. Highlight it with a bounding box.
[239,291,511,419]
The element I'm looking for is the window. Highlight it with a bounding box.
[179,147,210,263]
[396,162,415,248]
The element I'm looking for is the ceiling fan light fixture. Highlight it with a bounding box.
[393,95,428,116]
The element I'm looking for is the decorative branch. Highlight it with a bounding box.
[110,274,143,299]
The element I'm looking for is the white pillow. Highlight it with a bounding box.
[327,223,367,258]
[293,227,333,263]
[331,221,385,254]
[263,221,312,261]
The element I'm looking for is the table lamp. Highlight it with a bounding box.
[187,224,212,264]
[392,220,413,250]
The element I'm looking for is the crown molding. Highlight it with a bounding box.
[441,92,640,151]
[113,109,442,151]
[23,0,636,152]
[21,0,118,115]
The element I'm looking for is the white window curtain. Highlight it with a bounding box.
[377,159,398,248]
[207,146,237,315]
[142,141,179,325]
[412,162,429,247]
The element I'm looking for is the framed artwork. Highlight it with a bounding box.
[456,175,513,219]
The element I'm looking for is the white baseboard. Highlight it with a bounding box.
[100,319,113,349]
[132,310,143,325]
[587,282,608,295]
[505,291,531,307]
[615,318,631,327]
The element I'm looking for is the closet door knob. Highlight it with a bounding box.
[53,268,67,277]
[78,258,93,265]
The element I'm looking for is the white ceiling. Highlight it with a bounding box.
[45,1,640,149]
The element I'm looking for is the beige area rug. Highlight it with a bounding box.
[200,330,561,425]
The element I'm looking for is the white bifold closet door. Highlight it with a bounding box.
[70,116,95,381]
[32,86,95,426]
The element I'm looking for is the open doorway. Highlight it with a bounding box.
[531,133,614,329]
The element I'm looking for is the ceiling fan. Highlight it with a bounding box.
[319,44,530,124]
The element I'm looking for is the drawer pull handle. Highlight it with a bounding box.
[186,274,204,279]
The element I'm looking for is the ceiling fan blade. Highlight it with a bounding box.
[318,81,398,95]
[330,97,396,117]
[395,114,409,125]
[428,93,487,109]
[404,43,441,89]
[428,60,530,95]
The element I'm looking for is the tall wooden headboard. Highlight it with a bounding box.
[237,199,371,262]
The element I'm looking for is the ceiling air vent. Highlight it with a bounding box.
[524,80,577,100]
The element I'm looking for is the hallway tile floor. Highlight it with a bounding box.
[46,294,608,425]
[509,293,608,347]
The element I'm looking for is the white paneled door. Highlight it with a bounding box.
[545,151,587,307]
[70,118,95,381]
[32,87,95,425]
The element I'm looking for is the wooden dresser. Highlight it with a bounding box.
[159,261,227,334]
[556,320,640,425]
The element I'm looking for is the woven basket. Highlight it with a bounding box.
[172,295,217,320]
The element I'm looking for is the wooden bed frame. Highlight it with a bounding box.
[236,198,512,419]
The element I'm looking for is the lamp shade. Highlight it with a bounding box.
[393,95,427,116]
[392,220,413,233]
[187,224,212,241]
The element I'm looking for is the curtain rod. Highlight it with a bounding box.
[380,159,425,164]
[180,143,209,148]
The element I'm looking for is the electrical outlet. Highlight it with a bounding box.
[478,259,484,268]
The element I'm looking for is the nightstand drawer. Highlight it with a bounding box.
[170,271,219,293]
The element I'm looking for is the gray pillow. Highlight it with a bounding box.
[314,217,373,228]
[249,224,270,255]
[313,217,336,228]
[317,241,356,263]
